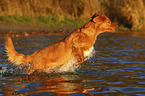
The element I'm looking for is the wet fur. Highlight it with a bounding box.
[5,13,117,73]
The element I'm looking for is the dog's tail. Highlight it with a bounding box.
[5,35,25,65]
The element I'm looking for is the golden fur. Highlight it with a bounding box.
[5,13,117,73]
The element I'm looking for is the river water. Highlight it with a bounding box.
[0,31,145,96]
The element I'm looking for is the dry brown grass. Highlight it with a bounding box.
[121,0,145,30]
[0,0,102,18]
[0,0,144,30]
[103,0,145,30]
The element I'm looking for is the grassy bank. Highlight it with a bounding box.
[0,15,131,32]
[0,0,144,31]
[0,15,88,28]
[0,15,89,37]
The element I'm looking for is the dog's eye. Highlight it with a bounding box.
[96,14,99,17]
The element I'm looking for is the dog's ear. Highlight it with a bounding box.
[91,13,106,23]
[91,13,99,19]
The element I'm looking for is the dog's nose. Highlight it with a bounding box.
[111,23,118,29]
[115,25,118,29]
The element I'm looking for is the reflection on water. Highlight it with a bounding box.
[0,32,145,95]
[2,73,109,96]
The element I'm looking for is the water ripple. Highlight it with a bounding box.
[0,32,145,95]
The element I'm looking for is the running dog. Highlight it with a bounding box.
[5,13,118,73]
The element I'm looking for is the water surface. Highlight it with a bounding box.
[0,32,145,95]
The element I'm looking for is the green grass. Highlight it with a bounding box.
[0,15,135,32]
[0,15,88,29]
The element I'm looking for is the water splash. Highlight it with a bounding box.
[0,48,96,76]
[84,47,95,61]
[47,47,95,73]
[57,59,79,73]
[41,58,79,74]
[0,47,95,76]
[0,63,30,77]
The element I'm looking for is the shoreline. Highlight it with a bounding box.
[0,23,144,38]
[0,23,76,37]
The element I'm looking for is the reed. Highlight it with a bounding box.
[0,0,101,18]
[103,0,145,31]
[0,0,144,31]
[122,0,145,31]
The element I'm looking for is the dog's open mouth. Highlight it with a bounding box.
[107,28,116,32]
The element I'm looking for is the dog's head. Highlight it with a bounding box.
[90,13,118,32]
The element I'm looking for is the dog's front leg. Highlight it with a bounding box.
[73,47,84,66]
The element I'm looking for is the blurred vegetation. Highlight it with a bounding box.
[0,15,87,28]
[0,0,144,31]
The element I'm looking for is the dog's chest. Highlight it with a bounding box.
[52,47,95,73]
[83,47,95,59]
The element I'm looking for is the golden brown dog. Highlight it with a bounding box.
[5,13,117,73]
